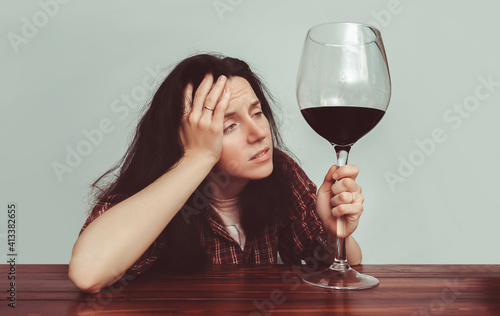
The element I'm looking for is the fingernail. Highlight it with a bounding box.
[219,75,227,82]
[333,173,339,179]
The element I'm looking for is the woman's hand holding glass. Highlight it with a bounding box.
[316,164,364,239]
[179,73,232,164]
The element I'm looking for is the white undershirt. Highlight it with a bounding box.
[209,196,246,250]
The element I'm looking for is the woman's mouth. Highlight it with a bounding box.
[249,147,270,162]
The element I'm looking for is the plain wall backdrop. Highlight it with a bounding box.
[1,0,499,265]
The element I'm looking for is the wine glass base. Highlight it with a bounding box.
[302,266,379,290]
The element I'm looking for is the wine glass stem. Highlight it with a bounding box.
[333,145,351,269]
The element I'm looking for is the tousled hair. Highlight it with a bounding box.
[88,53,296,273]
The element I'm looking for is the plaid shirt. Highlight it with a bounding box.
[79,152,332,275]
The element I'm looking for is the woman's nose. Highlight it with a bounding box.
[247,121,266,143]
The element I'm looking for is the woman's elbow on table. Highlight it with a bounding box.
[68,259,124,294]
[72,279,102,294]
[68,266,102,293]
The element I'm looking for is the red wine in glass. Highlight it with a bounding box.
[296,22,391,289]
[301,106,385,146]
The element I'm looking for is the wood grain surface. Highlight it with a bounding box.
[1,264,499,315]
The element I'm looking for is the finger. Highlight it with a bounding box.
[200,75,228,122]
[191,73,215,119]
[182,82,194,119]
[315,164,340,232]
[317,165,339,195]
[206,75,228,108]
[332,164,359,182]
[212,87,232,127]
[330,191,364,208]
[331,202,364,218]
[331,178,360,196]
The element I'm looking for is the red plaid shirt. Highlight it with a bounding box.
[79,152,332,275]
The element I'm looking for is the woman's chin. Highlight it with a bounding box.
[216,160,274,181]
[247,162,273,180]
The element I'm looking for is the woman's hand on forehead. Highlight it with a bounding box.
[179,73,232,164]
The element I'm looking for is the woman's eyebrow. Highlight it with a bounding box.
[224,100,261,118]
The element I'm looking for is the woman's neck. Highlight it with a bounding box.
[206,170,249,200]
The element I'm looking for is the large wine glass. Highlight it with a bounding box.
[296,22,391,289]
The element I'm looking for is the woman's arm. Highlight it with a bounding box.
[346,235,362,265]
[69,73,231,294]
[68,155,215,293]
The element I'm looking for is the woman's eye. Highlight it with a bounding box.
[224,124,236,133]
[253,111,263,117]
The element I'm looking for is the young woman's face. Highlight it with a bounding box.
[214,76,273,182]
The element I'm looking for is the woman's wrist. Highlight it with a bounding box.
[182,149,219,167]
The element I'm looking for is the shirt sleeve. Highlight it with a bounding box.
[79,194,162,276]
[278,154,335,266]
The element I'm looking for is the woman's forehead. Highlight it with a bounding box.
[227,76,258,105]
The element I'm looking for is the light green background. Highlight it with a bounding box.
[1,0,499,264]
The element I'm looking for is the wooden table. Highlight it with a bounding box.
[1,264,499,315]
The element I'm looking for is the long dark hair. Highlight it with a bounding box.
[89,53,296,273]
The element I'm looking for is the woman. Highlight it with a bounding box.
[68,53,365,293]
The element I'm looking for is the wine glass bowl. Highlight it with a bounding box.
[297,22,391,147]
[296,22,391,289]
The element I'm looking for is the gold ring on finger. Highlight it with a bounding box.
[203,106,214,111]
